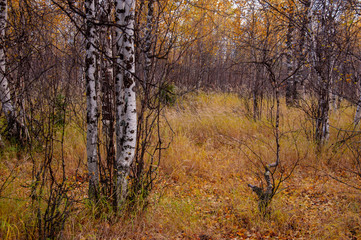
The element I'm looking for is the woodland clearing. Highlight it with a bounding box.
[1,92,360,239]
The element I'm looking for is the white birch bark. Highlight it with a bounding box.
[354,78,361,125]
[285,4,295,106]
[296,1,309,100]
[0,0,16,130]
[115,0,137,208]
[144,0,154,89]
[308,0,330,145]
[85,0,99,200]
[99,0,113,127]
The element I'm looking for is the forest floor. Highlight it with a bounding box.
[1,92,361,239]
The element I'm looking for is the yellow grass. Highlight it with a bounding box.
[1,92,361,239]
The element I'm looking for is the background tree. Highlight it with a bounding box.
[84,0,99,201]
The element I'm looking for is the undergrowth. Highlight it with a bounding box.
[0,92,361,239]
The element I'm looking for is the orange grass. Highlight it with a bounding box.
[1,92,361,239]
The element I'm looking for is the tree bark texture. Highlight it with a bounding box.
[85,0,99,200]
[354,78,361,125]
[0,0,16,133]
[143,0,154,91]
[309,0,331,145]
[115,0,137,209]
[285,4,296,107]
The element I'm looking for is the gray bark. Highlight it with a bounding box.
[115,0,137,208]
[144,0,154,90]
[85,0,99,200]
[0,0,16,133]
[99,0,114,133]
[285,4,295,106]
[308,0,330,145]
[295,2,308,101]
[315,77,330,144]
[354,78,361,125]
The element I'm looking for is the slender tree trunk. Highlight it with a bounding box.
[293,1,310,102]
[354,78,361,125]
[136,0,154,179]
[143,0,154,100]
[115,0,137,209]
[0,0,17,137]
[97,0,115,198]
[329,58,337,112]
[315,77,330,145]
[252,64,261,121]
[285,4,295,106]
[85,0,99,200]
[308,0,331,146]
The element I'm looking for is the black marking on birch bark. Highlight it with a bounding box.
[125,15,133,22]
[117,8,125,14]
[126,62,132,71]
[88,156,97,163]
[85,56,94,65]
[86,83,91,95]
[123,145,131,149]
[123,101,128,113]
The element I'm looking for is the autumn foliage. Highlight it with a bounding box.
[1,0,361,239]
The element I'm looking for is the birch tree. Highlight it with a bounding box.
[308,0,330,145]
[143,0,154,92]
[85,0,99,200]
[285,3,295,107]
[115,0,137,208]
[355,77,361,125]
[308,0,345,145]
[295,0,311,99]
[97,0,116,198]
[0,0,18,138]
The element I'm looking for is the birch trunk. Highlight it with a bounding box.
[99,0,114,139]
[294,1,310,101]
[85,0,99,200]
[99,0,116,198]
[315,77,330,144]
[285,4,295,106]
[354,78,361,125]
[308,0,330,145]
[115,0,137,208]
[0,0,16,135]
[144,0,154,91]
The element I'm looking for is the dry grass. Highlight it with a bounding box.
[1,92,361,239]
